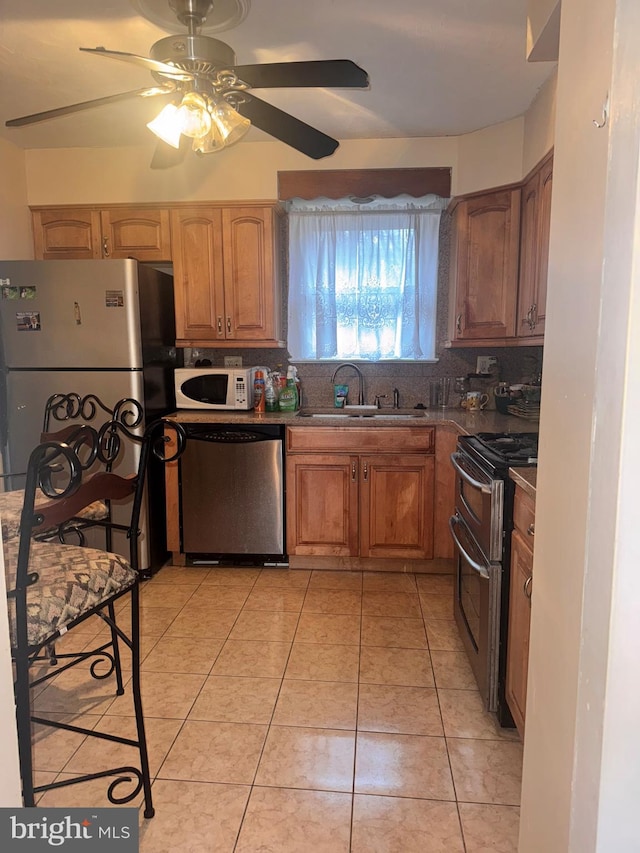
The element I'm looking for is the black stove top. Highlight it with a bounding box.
[459,432,538,474]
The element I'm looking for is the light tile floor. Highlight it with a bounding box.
[30,567,522,852]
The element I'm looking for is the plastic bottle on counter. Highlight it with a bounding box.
[265,371,279,412]
[278,366,299,411]
[253,369,266,412]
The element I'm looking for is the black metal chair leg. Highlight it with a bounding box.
[130,583,154,818]
[106,602,125,696]
[14,646,35,807]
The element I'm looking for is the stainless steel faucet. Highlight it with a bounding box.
[331,362,365,405]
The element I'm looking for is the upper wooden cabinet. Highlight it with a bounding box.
[31,205,171,262]
[448,187,521,343]
[447,151,553,348]
[171,203,284,348]
[517,153,553,340]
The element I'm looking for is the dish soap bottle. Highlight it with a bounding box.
[278,366,298,412]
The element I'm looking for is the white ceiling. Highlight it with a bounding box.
[0,0,555,153]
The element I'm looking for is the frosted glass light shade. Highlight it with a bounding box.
[176,92,212,139]
[210,99,251,147]
[146,103,182,148]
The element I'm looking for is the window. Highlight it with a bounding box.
[287,194,447,361]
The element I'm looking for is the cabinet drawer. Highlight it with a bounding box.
[513,486,535,540]
[286,426,435,454]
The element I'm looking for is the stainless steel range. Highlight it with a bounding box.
[450,432,538,724]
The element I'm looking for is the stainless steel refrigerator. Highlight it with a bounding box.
[0,259,181,574]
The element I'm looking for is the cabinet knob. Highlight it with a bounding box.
[523,575,533,600]
[351,461,357,482]
[102,237,110,257]
[363,461,368,481]
[226,316,232,334]
[217,316,223,334]
[527,523,535,537]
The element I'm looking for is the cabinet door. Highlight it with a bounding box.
[506,528,533,737]
[517,154,553,339]
[517,170,541,337]
[433,428,458,559]
[450,188,521,341]
[32,208,102,259]
[171,208,226,343]
[221,207,281,343]
[286,453,359,556]
[360,453,435,559]
[100,207,171,261]
[532,155,553,337]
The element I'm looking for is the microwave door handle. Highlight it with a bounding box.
[449,514,490,579]
[450,452,492,494]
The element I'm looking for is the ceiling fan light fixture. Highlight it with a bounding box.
[175,91,212,138]
[146,102,183,148]
[210,97,251,147]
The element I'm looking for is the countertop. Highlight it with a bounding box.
[170,408,538,436]
[510,467,537,498]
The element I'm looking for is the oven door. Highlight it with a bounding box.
[450,450,504,562]
[449,511,501,712]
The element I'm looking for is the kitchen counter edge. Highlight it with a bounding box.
[510,467,537,498]
[169,409,536,436]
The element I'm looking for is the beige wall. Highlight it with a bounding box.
[0,138,32,258]
[454,117,525,195]
[520,0,640,850]
[21,107,553,208]
[523,67,557,174]
[24,136,460,206]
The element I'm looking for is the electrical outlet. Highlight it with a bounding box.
[476,356,497,375]
[224,356,243,367]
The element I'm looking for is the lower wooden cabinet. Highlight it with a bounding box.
[506,484,535,737]
[286,427,435,560]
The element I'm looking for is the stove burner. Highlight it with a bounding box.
[462,432,539,469]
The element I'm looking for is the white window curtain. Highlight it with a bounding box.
[287,194,448,361]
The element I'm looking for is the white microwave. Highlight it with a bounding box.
[175,367,261,410]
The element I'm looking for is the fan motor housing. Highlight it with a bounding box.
[150,35,237,73]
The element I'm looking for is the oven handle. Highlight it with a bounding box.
[450,452,492,494]
[449,513,490,579]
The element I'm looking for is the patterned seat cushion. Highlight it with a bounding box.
[3,538,137,649]
[0,489,108,541]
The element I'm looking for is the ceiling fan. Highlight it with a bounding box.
[5,0,369,169]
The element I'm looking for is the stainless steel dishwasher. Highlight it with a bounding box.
[179,423,286,565]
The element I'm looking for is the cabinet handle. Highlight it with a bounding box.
[351,461,357,482]
[217,316,223,334]
[456,313,462,334]
[363,461,368,481]
[102,237,110,257]
[523,575,533,600]
[226,316,232,334]
[527,523,535,537]
[531,303,538,329]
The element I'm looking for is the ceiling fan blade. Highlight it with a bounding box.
[150,136,190,170]
[236,94,339,160]
[5,86,175,127]
[80,47,194,82]
[232,59,369,90]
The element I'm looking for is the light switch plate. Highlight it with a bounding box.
[224,356,243,367]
